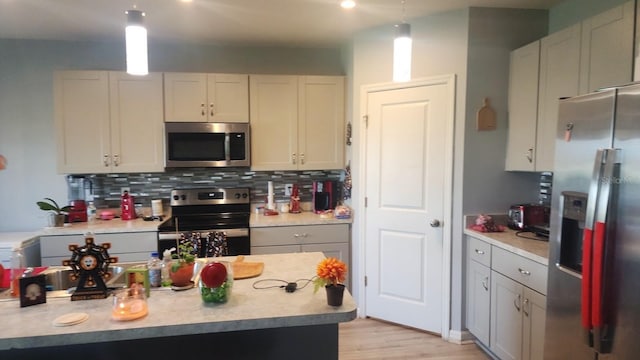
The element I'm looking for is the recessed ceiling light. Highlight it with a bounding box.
[341,0,356,9]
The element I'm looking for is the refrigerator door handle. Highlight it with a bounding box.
[592,148,620,354]
[581,149,606,345]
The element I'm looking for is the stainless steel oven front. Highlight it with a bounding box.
[158,228,250,258]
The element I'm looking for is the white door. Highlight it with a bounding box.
[364,76,454,333]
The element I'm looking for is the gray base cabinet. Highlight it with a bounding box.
[465,234,547,360]
[251,224,350,288]
[40,232,157,266]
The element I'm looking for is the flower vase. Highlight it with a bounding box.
[169,262,195,287]
[325,284,345,306]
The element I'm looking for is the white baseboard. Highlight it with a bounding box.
[448,329,476,344]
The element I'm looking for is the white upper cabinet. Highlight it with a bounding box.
[108,72,165,173]
[506,41,540,171]
[298,76,345,170]
[250,75,345,171]
[249,75,299,171]
[54,71,164,174]
[506,1,634,173]
[579,0,634,94]
[54,71,111,174]
[536,23,581,172]
[164,73,249,123]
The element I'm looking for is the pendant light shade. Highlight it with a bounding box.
[393,23,412,82]
[125,9,148,76]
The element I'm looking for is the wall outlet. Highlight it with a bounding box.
[120,187,130,195]
[284,184,293,196]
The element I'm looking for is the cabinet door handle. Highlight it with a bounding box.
[292,153,297,165]
[482,277,488,291]
[526,148,533,163]
[113,154,120,166]
[514,294,521,312]
[300,153,305,165]
[201,103,206,116]
[475,249,485,255]
[523,298,530,317]
[210,103,214,117]
[518,268,531,276]
[103,154,110,167]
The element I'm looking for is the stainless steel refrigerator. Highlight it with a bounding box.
[544,83,640,359]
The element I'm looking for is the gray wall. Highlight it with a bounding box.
[0,39,343,231]
[549,0,630,32]
[348,6,549,338]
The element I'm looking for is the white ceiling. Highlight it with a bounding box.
[0,0,563,47]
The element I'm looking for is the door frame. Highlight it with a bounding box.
[357,74,456,339]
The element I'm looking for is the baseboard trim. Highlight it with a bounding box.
[448,329,476,344]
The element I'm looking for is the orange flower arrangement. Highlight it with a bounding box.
[313,257,347,292]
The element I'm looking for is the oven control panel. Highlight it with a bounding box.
[170,188,250,206]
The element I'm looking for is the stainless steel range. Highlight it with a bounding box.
[157,187,251,258]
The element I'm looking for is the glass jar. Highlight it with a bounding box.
[199,261,233,304]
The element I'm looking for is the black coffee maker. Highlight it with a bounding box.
[312,180,339,213]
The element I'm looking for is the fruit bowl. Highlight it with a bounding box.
[199,261,233,304]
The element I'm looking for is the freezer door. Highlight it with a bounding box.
[544,89,615,360]
[599,83,640,359]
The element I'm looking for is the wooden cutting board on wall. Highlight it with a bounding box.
[232,256,264,279]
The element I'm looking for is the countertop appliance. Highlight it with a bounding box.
[157,187,251,258]
[507,203,548,231]
[312,180,339,214]
[544,84,640,359]
[165,122,250,168]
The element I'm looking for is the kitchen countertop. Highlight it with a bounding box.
[39,218,165,236]
[250,211,352,227]
[463,227,549,265]
[0,252,356,351]
[463,214,549,265]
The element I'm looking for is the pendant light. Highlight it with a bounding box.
[125,9,148,76]
[393,1,412,82]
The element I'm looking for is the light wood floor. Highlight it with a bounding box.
[339,318,491,360]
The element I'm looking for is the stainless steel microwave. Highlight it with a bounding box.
[165,122,250,168]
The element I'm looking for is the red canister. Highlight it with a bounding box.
[120,191,137,220]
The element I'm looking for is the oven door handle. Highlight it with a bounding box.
[159,233,181,241]
[159,229,249,240]
[219,228,249,237]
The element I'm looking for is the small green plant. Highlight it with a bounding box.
[36,198,72,215]
[171,239,196,272]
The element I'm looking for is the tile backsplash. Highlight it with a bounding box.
[72,168,344,210]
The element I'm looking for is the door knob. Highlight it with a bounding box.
[430,219,441,228]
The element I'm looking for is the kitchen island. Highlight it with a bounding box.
[0,252,356,360]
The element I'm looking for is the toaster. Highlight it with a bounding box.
[508,204,549,230]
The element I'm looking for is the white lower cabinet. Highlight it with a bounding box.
[251,224,350,287]
[40,232,157,266]
[490,271,546,360]
[465,235,547,360]
[467,259,491,345]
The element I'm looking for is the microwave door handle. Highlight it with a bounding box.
[592,149,621,353]
[581,148,606,346]
[224,133,231,162]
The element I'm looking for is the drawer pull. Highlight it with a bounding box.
[475,249,485,255]
[482,277,488,291]
[518,268,531,276]
[514,294,521,312]
[294,233,308,238]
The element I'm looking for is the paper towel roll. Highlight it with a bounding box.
[267,181,275,210]
[151,199,163,217]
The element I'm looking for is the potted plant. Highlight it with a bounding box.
[313,257,347,306]
[169,238,196,287]
[36,198,72,227]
